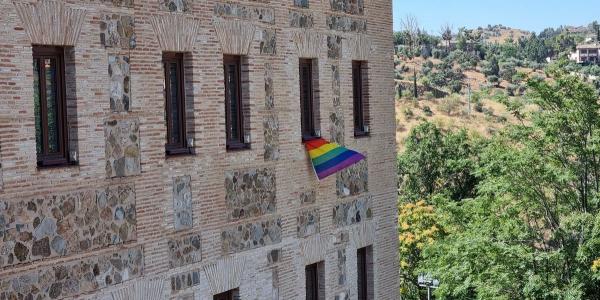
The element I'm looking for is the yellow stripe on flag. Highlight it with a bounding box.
[308,142,339,159]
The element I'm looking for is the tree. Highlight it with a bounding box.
[441,23,453,48]
[482,56,500,77]
[410,61,600,299]
[399,14,421,98]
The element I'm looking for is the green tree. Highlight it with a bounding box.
[411,61,600,299]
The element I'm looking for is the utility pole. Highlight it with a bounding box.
[467,79,472,116]
[418,274,439,300]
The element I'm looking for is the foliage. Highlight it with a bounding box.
[500,61,517,82]
[481,56,500,77]
[422,105,433,116]
[398,200,442,297]
[399,61,600,299]
[487,75,500,86]
[439,94,462,115]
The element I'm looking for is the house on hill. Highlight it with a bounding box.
[570,43,600,64]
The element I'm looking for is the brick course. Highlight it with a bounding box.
[0,0,397,299]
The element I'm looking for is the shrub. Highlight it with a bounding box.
[403,107,414,119]
[500,62,517,82]
[395,70,403,80]
[474,101,484,112]
[487,75,500,86]
[424,91,435,100]
[450,80,463,93]
[439,94,462,115]
[506,84,518,96]
[422,105,433,116]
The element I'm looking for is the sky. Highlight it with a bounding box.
[393,0,600,34]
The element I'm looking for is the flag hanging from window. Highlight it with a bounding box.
[304,138,366,180]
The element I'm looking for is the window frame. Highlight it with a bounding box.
[352,60,369,137]
[223,55,248,150]
[213,288,239,300]
[357,246,374,300]
[163,52,190,156]
[32,45,70,167]
[305,261,324,300]
[299,58,317,141]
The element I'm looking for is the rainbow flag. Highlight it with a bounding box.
[304,138,366,180]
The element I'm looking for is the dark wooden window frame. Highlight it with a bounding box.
[300,58,318,141]
[353,60,369,137]
[213,288,239,300]
[223,55,248,150]
[305,261,324,300]
[357,246,373,300]
[163,52,190,155]
[33,46,70,167]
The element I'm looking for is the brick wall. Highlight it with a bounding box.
[0,0,398,299]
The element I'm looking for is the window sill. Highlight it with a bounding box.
[37,159,78,170]
[166,147,194,157]
[302,135,322,143]
[226,142,251,152]
[354,131,370,138]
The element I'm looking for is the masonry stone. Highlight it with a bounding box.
[221,218,282,253]
[300,190,316,205]
[297,208,320,238]
[108,55,131,112]
[327,35,342,60]
[326,15,367,33]
[337,249,347,285]
[162,0,191,12]
[289,10,314,28]
[105,119,141,178]
[330,0,364,15]
[168,233,202,268]
[100,14,136,49]
[214,3,275,24]
[294,0,309,8]
[0,247,142,299]
[260,29,277,55]
[171,270,202,294]
[336,159,368,197]
[173,175,193,230]
[332,195,372,227]
[225,168,276,220]
[0,185,136,267]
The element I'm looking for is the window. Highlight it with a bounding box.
[33,46,69,167]
[357,246,374,300]
[305,261,325,300]
[223,55,248,150]
[352,61,369,137]
[214,288,240,300]
[163,52,189,155]
[299,59,319,141]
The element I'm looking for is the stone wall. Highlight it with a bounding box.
[0,0,398,299]
[0,184,136,267]
[224,168,276,221]
[108,55,131,112]
[100,14,136,49]
[337,159,368,197]
[332,195,372,227]
[221,218,282,253]
[104,119,141,178]
[173,175,193,230]
[0,247,142,299]
[168,233,202,268]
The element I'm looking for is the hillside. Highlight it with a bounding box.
[475,25,530,43]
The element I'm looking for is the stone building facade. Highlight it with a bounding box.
[0,0,397,299]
